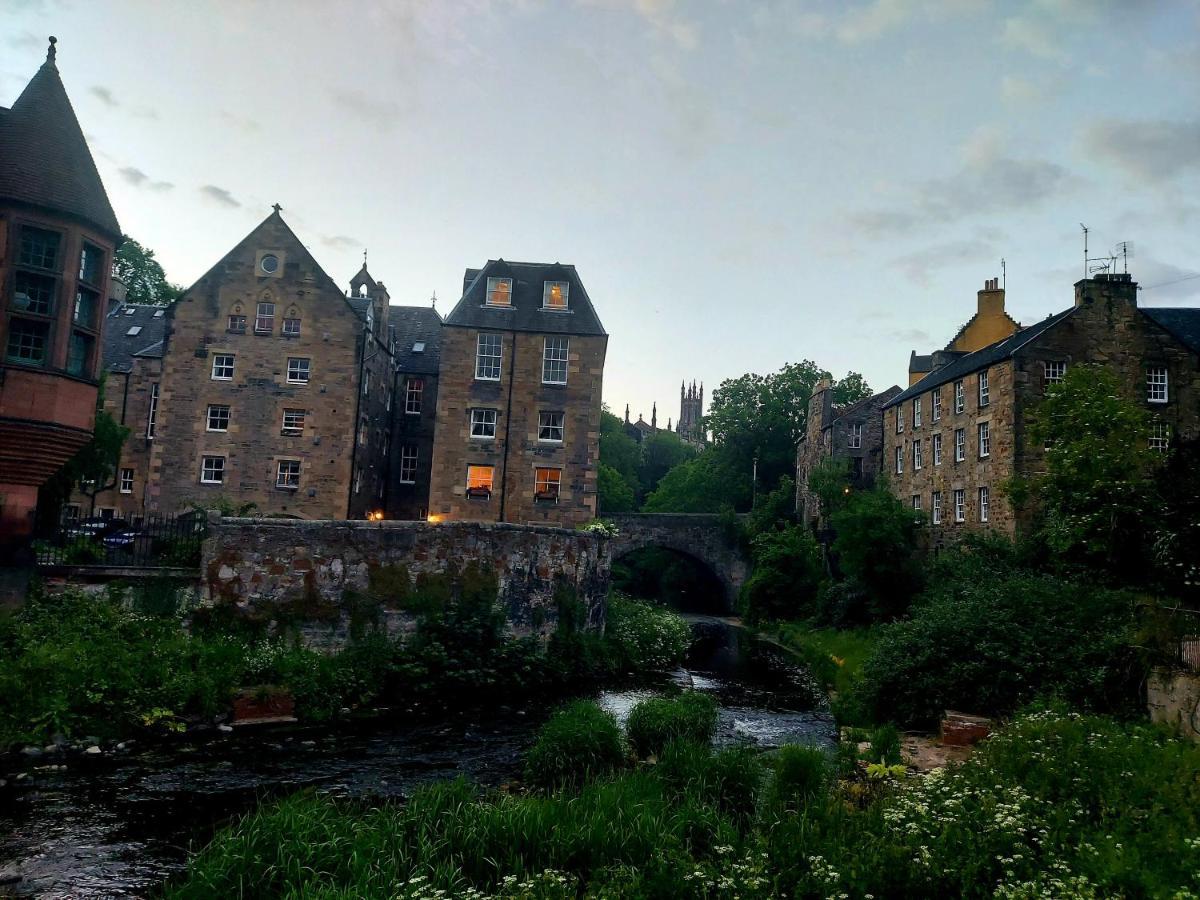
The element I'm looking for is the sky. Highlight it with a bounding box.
[3,0,1199,425]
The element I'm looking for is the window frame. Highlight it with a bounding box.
[1044,361,1066,385]
[538,410,565,443]
[206,404,231,432]
[978,421,990,458]
[542,280,569,310]
[912,494,922,510]
[399,445,419,484]
[1147,365,1169,404]
[255,301,275,334]
[913,397,922,428]
[276,459,301,490]
[485,277,513,307]
[5,318,51,367]
[847,422,863,449]
[932,491,942,525]
[953,488,966,523]
[979,486,990,523]
[147,383,159,439]
[286,357,311,384]
[282,316,302,337]
[534,466,562,503]
[1150,421,1171,452]
[896,406,905,433]
[282,408,306,434]
[466,464,495,498]
[542,336,569,385]
[211,354,235,380]
[200,455,226,485]
[954,427,966,462]
[405,377,424,415]
[932,391,942,421]
[227,313,247,333]
[119,468,134,494]
[894,445,903,475]
[932,432,943,466]
[913,438,923,470]
[470,408,498,439]
[978,370,990,407]
[954,380,965,414]
[475,333,502,381]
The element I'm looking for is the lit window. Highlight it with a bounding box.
[543,281,569,309]
[276,460,301,489]
[206,404,230,432]
[6,319,49,365]
[896,406,905,433]
[848,422,862,449]
[212,354,235,380]
[282,409,306,434]
[255,302,275,333]
[913,439,923,470]
[542,336,569,384]
[913,397,922,428]
[933,433,942,466]
[955,427,966,462]
[1148,366,1169,403]
[895,445,903,474]
[471,408,498,439]
[476,334,502,380]
[147,384,159,438]
[467,465,494,498]
[954,489,966,522]
[228,314,247,333]
[535,467,562,501]
[412,341,425,353]
[978,370,990,407]
[979,486,990,523]
[912,495,921,510]
[932,491,942,524]
[978,421,990,458]
[287,357,310,384]
[127,325,142,336]
[282,317,301,337]
[201,456,226,484]
[119,469,134,494]
[406,377,423,415]
[1044,361,1066,385]
[66,331,94,377]
[539,411,565,443]
[486,277,512,306]
[954,380,965,414]
[932,391,942,421]
[1150,421,1171,452]
[399,445,418,483]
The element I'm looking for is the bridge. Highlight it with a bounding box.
[604,513,750,613]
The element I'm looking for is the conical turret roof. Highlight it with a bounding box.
[0,38,120,239]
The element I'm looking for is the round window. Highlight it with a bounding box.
[260,254,279,274]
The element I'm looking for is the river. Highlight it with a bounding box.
[0,616,833,898]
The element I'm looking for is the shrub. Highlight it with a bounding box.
[739,525,823,623]
[768,744,829,809]
[828,485,923,621]
[656,740,764,825]
[604,595,691,673]
[865,723,901,765]
[626,692,718,757]
[524,700,627,789]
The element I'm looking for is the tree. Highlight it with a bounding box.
[113,237,184,306]
[831,371,872,406]
[828,484,924,621]
[597,463,636,514]
[642,452,751,513]
[739,524,823,623]
[638,431,696,497]
[599,408,641,501]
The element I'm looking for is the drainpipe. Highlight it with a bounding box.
[498,328,518,523]
[347,329,367,518]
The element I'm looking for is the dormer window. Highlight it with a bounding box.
[543,281,569,310]
[486,277,512,307]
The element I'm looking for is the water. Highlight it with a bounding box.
[0,616,833,898]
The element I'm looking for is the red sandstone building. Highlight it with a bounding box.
[0,39,121,550]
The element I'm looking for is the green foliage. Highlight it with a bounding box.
[191,495,258,517]
[774,624,877,698]
[523,700,627,789]
[828,484,923,622]
[637,431,697,497]
[768,744,829,809]
[604,594,692,672]
[743,475,796,539]
[610,548,725,611]
[599,407,641,494]
[596,462,636,514]
[626,691,718,757]
[865,723,901,765]
[641,451,751,513]
[656,740,765,825]
[739,524,823,623]
[113,236,184,305]
[807,456,852,515]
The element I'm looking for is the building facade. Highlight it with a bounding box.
[676,380,705,446]
[907,278,1020,386]
[884,273,1200,542]
[0,38,121,547]
[427,260,607,527]
[388,303,443,520]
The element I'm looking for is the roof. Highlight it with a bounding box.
[1142,308,1200,355]
[831,385,903,423]
[0,39,120,239]
[102,303,169,373]
[391,305,444,375]
[908,352,933,375]
[886,308,1076,408]
[444,260,607,337]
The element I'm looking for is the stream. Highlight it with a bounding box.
[0,615,833,898]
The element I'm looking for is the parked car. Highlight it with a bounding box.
[65,517,129,541]
[102,529,147,550]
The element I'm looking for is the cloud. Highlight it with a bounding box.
[219,110,261,133]
[999,14,1068,62]
[321,234,361,250]
[1000,75,1042,106]
[1136,256,1200,303]
[1081,118,1200,186]
[118,166,173,192]
[893,327,933,345]
[199,184,241,208]
[90,85,119,107]
[751,0,982,44]
[329,88,407,128]
[891,239,996,285]
[5,30,38,49]
[578,0,699,50]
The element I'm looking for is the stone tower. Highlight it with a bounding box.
[676,380,705,446]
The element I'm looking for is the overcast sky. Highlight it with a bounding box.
[4,0,1199,423]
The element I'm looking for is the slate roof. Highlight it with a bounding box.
[832,385,903,423]
[103,303,169,373]
[908,352,933,376]
[391,305,444,376]
[0,40,120,239]
[444,260,607,336]
[1142,308,1200,355]
[886,308,1077,408]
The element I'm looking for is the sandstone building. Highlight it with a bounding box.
[884,273,1200,541]
[907,278,1020,386]
[388,302,443,520]
[0,38,120,547]
[427,261,607,527]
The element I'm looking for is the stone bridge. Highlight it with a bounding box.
[605,513,749,612]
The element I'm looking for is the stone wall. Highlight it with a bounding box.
[201,516,610,649]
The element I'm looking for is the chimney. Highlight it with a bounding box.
[931,349,966,371]
[978,277,1005,318]
[1075,271,1138,309]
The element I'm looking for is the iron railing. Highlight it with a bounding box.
[35,510,207,569]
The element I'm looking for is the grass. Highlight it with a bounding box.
[626,691,719,757]
[773,623,877,697]
[523,701,627,789]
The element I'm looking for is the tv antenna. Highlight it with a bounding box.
[1001,257,1006,289]
[1114,241,1133,274]
[1080,224,1088,279]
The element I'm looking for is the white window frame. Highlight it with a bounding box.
[147,383,159,439]
[1044,361,1066,385]
[228,313,246,333]
[538,411,565,443]
[470,408,498,439]
[912,494,921,510]
[255,301,275,334]
[913,439,923,470]
[913,397,922,428]
[979,486,990,523]
[932,491,942,524]
[211,354,234,380]
[978,370,990,407]
[846,422,863,449]
[542,336,569,385]
[534,466,562,502]
[1150,421,1171,452]
[276,459,301,489]
[119,468,134,494]
[978,421,990,458]
[896,406,905,433]
[542,280,569,310]
[466,464,495,497]
[895,445,903,474]
[399,445,418,484]
[954,380,965,414]
[287,357,310,384]
[1148,366,1169,403]
[475,334,502,381]
[282,316,301,337]
[954,488,966,523]
[282,409,306,434]
[933,433,942,466]
[405,377,423,415]
[206,404,230,432]
[200,455,225,485]
[954,428,966,462]
[485,277,512,306]
[932,391,942,421]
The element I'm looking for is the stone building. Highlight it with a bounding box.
[427,260,607,527]
[0,38,120,547]
[147,209,395,519]
[884,273,1200,541]
[623,403,658,444]
[388,302,443,520]
[795,380,902,526]
[907,278,1020,386]
[676,380,706,446]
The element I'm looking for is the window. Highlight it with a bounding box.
[79,243,104,285]
[206,404,230,432]
[260,254,279,274]
[354,466,362,494]
[119,469,134,494]
[405,377,423,414]
[542,336,569,384]
[13,271,56,315]
[358,417,368,446]
[470,408,498,439]
[124,307,136,316]
[1148,366,1169,403]
[932,491,942,524]
[932,391,942,421]
[282,317,301,337]
[933,433,943,466]
[896,406,905,433]
[282,409,306,434]
[978,486,990,523]
[399,445,418,483]
[154,309,164,318]
[276,460,301,489]
[535,467,562,501]
[913,439,923,470]
[18,226,60,269]
[954,427,966,462]
[894,445,903,474]
[543,281,569,309]
[539,411,565,442]
[74,288,97,328]
[1150,421,1171,452]
[287,357,310,384]
[228,314,247,333]
[212,354,234,380]
[147,383,159,439]
[126,325,142,336]
[954,380,965,414]
[201,456,226,484]
[476,334,502,380]
[255,302,275,333]
[412,341,425,353]
[912,495,922,510]
[913,397,922,428]
[467,464,494,498]
[978,370,990,407]
[486,277,512,306]
[5,319,49,365]
[847,422,863,449]
[954,489,966,523]
[363,370,371,396]
[1044,361,1066,385]
[66,331,94,377]
[978,421,990,458]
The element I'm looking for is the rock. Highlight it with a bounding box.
[84,745,102,755]
[20,746,41,758]
[217,724,234,733]
[116,742,127,750]
[42,745,58,754]
[301,740,315,747]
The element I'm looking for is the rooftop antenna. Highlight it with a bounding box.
[1001,257,1006,290]
[431,290,437,310]
[1080,224,1088,279]
[1115,241,1133,274]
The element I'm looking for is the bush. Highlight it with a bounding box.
[739,525,823,623]
[626,692,718,757]
[828,485,923,621]
[865,723,901,765]
[768,744,829,809]
[604,594,691,673]
[524,700,627,789]
[656,740,764,825]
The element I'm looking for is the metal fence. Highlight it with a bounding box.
[35,510,207,569]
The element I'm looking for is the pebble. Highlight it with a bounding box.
[217,725,234,733]
[301,740,315,747]
[20,747,41,758]
[84,746,101,755]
